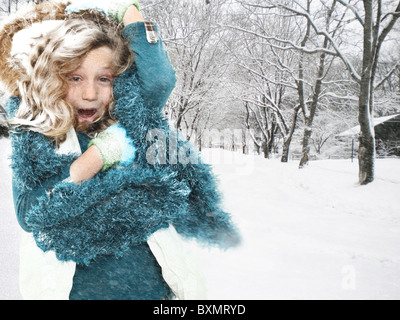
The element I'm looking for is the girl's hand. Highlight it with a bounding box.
[88,123,137,171]
[66,0,141,23]
[69,124,136,185]
[123,4,145,25]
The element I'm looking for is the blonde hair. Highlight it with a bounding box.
[10,11,133,144]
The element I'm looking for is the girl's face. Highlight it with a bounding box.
[65,46,114,129]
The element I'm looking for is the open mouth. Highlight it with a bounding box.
[78,108,98,121]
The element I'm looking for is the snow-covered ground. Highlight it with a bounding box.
[1,137,400,300]
[0,138,21,300]
[197,149,400,300]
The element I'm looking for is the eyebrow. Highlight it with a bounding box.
[71,66,114,75]
[98,67,114,74]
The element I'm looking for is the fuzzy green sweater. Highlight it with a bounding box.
[8,22,240,300]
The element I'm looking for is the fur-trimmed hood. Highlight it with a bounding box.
[0,1,71,96]
[0,1,120,97]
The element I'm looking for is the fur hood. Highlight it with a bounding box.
[0,1,70,96]
[0,1,117,97]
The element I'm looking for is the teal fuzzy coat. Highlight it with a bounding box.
[7,22,240,299]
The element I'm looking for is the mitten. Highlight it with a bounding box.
[88,123,136,171]
[66,0,140,23]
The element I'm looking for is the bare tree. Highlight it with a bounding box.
[222,1,302,159]
[355,0,400,184]
[231,0,400,184]
[148,0,230,142]
[276,0,400,184]
[298,0,343,168]
[223,1,347,164]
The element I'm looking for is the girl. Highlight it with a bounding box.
[1,0,240,300]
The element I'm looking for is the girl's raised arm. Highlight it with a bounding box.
[122,7,177,112]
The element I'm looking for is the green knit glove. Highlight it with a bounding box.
[66,0,140,23]
[88,124,137,171]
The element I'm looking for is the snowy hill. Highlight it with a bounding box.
[1,138,400,300]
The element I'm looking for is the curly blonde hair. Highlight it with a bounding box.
[10,10,133,144]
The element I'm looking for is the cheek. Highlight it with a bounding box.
[100,87,113,107]
[64,87,77,105]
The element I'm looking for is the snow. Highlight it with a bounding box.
[1,138,400,300]
[337,114,400,137]
[195,149,400,300]
[0,138,21,300]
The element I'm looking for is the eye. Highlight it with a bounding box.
[99,77,112,83]
[69,76,81,82]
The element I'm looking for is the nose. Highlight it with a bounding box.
[82,81,97,101]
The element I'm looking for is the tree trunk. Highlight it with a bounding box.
[298,2,334,168]
[358,79,376,185]
[358,0,375,185]
[299,127,311,167]
[358,123,375,185]
[281,143,290,163]
[261,140,269,159]
[281,105,300,162]
[299,47,327,168]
